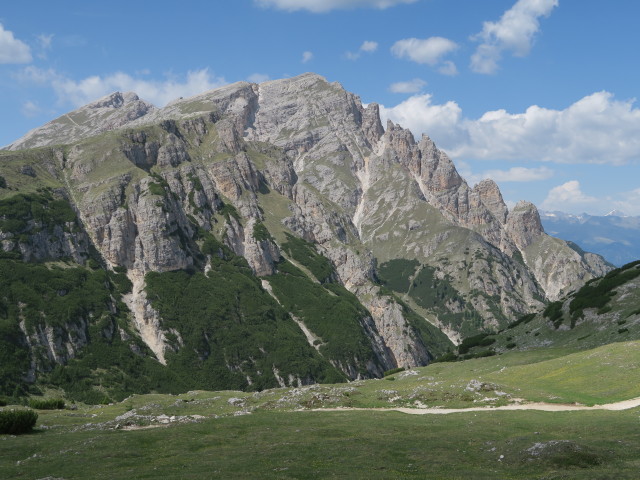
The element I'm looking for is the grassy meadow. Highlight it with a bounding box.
[2,341,639,479]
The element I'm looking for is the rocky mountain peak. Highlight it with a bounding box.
[5,91,156,151]
[506,201,544,250]
[473,179,508,224]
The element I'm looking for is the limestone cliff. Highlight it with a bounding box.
[0,73,612,398]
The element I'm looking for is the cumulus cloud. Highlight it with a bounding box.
[37,33,54,50]
[612,188,640,216]
[380,93,465,148]
[381,91,640,165]
[247,73,270,83]
[464,165,554,186]
[18,67,227,107]
[389,78,427,94]
[21,101,41,118]
[346,40,379,60]
[437,60,458,76]
[255,0,417,13]
[541,180,598,211]
[392,36,458,66]
[541,183,640,216]
[471,0,558,74]
[0,23,32,64]
[301,51,314,63]
[360,41,378,53]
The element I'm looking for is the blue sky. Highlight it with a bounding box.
[1,0,639,215]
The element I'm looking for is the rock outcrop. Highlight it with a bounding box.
[0,73,612,394]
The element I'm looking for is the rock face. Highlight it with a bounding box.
[0,73,612,396]
[5,92,155,151]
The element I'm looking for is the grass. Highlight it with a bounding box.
[1,403,639,479]
[483,341,640,404]
[1,342,640,478]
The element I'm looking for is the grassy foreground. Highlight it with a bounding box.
[2,341,639,479]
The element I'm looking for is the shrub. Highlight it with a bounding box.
[0,176,6,188]
[506,313,536,329]
[28,398,65,410]
[147,182,165,196]
[0,409,38,434]
[458,334,495,355]
[543,301,564,328]
[383,367,405,377]
[280,233,334,283]
[432,351,458,363]
[252,222,273,242]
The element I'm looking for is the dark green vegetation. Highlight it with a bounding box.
[0,409,37,435]
[145,248,345,391]
[378,259,486,338]
[0,256,180,404]
[280,233,334,283]
[268,259,381,376]
[569,260,640,320]
[0,190,76,234]
[28,398,65,410]
[460,260,640,355]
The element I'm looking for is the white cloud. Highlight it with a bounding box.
[541,180,597,211]
[471,0,558,74]
[302,51,314,63]
[18,67,227,107]
[381,91,640,165]
[611,188,640,216]
[0,23,32,64]
[437,60,458,76]
[389,78,427,94]
[37,33,54,50]
[247,73,270,83]
[21,101,41,118]
[255,0,417,13]
[360,41,378,53]
[346,40,379,60]
[391,36,458,66]
[541,183,640,216]
[380,93,465,148]
[464,165,554,186]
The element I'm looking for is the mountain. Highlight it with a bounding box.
[454,260,640,358]
[0,73,610,402]
[540,210,640,267]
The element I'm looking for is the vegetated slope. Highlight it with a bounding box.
[0,73,611,402]
[541,210,640,267]
[455,260,640,358]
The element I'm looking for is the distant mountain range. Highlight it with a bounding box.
[540,211,640,267]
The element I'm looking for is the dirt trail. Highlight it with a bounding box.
[311,396,640,415]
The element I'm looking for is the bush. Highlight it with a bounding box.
[0,409,38,434]
[252,222,273,242]
[458,334,495,355]
[28,398,65,410]
[280,233,334,283]
[432,351,458,363]
[383,367,405,377]
[543,301,564,328]
[506,313,536,329]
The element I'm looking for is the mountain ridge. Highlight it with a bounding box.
[0,73,612,401]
